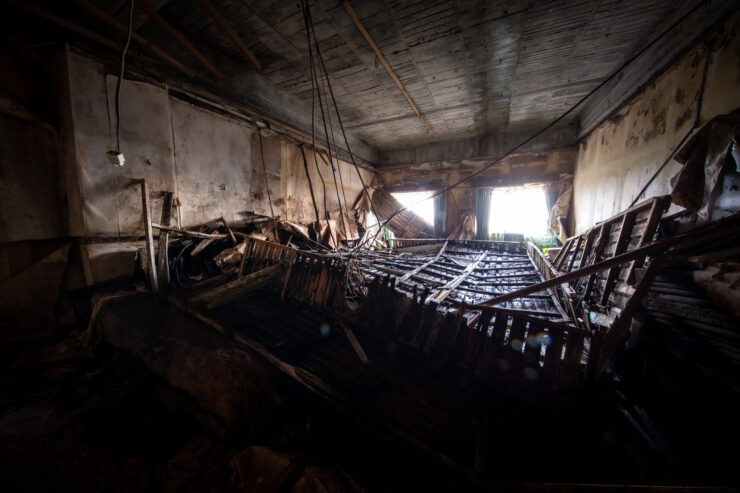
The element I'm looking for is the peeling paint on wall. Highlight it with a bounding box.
[573,14,740,233]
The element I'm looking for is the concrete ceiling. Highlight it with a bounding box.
[6,0,739,164]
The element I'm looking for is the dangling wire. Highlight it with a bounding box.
[258,128,280,241]
[114,0,135,153]
[305,2,381,249]
[301,0,339,250]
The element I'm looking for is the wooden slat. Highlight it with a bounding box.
[195,0,261,70]
[625,199,665,283]
[600,211,636,305]
[474,237,676,308]
[397,241,448,283]
[428,250,488,303]
[134,0,223,79]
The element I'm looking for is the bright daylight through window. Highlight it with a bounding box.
[489,186,549,237]
[391,191,435,226]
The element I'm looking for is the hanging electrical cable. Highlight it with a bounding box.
[258,129,280,241]
[305,2,382,248]
[305,18,352,242]
[106,0,135,167]
[301,0,337,250]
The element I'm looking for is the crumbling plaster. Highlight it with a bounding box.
[60,49,373,284]
[573,14,740,233]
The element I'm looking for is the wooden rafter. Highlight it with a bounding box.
[342,1,433,134]
[134,0,223,79]
[195,0,261,70]
[70,0,195,77]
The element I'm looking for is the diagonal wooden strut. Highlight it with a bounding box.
[428,250,488,303]
[342,1,433,134]
[474,238,676,308]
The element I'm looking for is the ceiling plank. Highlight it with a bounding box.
[195,0,261,71]
[70,0,195,77]
[133,0,222,79]
[342,0,433,134]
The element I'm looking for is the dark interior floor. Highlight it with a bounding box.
[5,287,728,492]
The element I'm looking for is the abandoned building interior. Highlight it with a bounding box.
[2,0,740,491]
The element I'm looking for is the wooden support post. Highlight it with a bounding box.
[133,0,223,79]
[157,191,173,299]
[140,180,159,293]
[70,0,195,77]
[342,0,433,134]
[195,0,261,70]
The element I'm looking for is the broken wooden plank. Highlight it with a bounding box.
[397,241,448,283]
[343,325,370,364]
[191,237,216,256]
[157,191,173,299]
[191,263,285,309]
[220,216,237,245]
[152,223,227,239]
[140,179,159,293]
[428,250,488,304]
[169,297,340,401]
[134,0,222,79]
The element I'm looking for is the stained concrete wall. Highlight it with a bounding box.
[573,13,740,232]
[61,49,374,284]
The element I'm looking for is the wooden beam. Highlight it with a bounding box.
[428,250,488,303]
[140,179,159,293]
[195,0,261,70]
[342,1,433,134]
[474,238,676,308]
[133,0,223,79]
[70,0,195,77]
